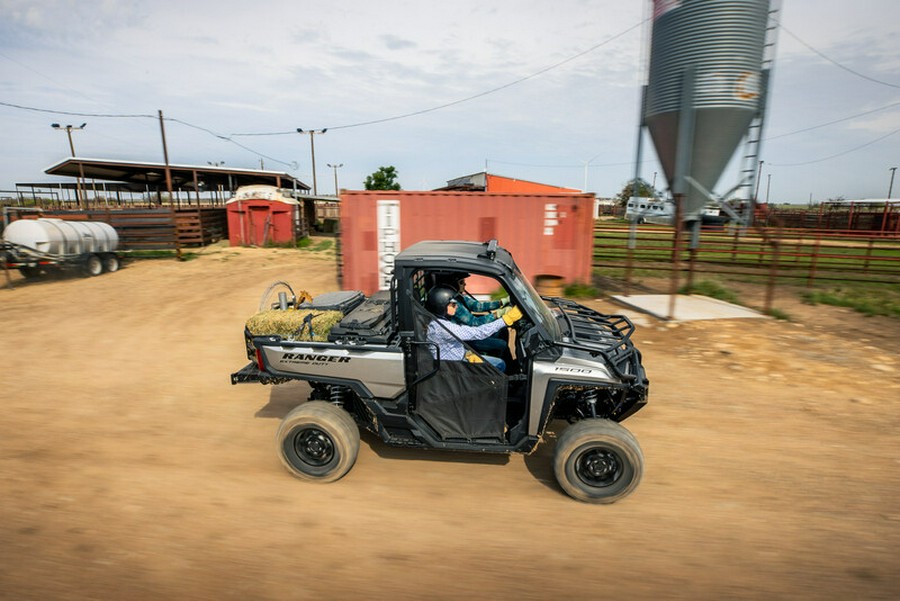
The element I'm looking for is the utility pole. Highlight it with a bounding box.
[157,110,181,258]
[889,167,897,199]
[297,128,327,195]
[51,122,87,207]
[327,163,343,196]
[157,111,175,206]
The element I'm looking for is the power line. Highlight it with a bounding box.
[779,24,900,89]
[230,18,648,136]
[0,100,153,119]
[164,118,296,168]
[770,127,900,167]
[766,99,900,141]
[5,15,896,172]
[0,50,114,108]
[488,158,640,169]
[0,100,297,168]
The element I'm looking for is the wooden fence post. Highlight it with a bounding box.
[863,239,874,273]
[668,198,683,320]
[625,223,636,296]
[764,225,782,314]
[807,234,821,288]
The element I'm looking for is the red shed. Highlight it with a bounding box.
[226,185,300,246]
[339,190,595,295]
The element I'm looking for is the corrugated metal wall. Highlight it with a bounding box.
[485,174,582,194]
[339,191,595,295]
[226,199,297,247]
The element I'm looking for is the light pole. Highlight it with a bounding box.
[580,152,603,192]
[297,128,327,195]
[327,163,343,196]
[889,167,897,199]
[52,122,87,207]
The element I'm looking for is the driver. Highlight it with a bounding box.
[433,272,511,326]
[425,286,522,373]
[432,272,513,367]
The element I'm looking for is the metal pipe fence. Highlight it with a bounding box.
[594,223,900,291]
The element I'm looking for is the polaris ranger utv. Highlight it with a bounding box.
[232,239,649,503]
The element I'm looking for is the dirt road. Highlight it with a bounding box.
[1,245,898,600]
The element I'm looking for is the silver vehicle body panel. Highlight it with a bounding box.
[261,344,406,399]
[528,348,619,436]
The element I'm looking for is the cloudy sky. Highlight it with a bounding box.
[1,0,898,203]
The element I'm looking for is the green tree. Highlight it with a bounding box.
[616,178,659,206]
[364,166,401,191]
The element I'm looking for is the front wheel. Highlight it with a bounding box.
[275,401,360,483]
[553,419,643,504]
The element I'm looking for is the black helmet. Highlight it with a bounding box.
[426,286,457,316]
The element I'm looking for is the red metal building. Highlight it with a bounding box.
[436,171,583,194]
[339,190,595,295]
[226,185,300,246]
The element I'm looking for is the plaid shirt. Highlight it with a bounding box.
[427,317,506,361]
[452,294,502,326]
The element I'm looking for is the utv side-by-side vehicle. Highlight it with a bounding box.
[231,239,649,503]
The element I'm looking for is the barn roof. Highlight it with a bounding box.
[42,157,309,193]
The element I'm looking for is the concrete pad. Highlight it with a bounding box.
[609,294,767,322]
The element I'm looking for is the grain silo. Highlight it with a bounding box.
[640,0,775,222]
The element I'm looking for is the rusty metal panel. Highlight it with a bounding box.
[226,199,296,247]
[339,191,595,295]
[485,174,581,193]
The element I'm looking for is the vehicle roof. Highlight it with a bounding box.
[396,240,515,272]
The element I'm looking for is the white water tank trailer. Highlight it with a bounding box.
[2,218,120,277]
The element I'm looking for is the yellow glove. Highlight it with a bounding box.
[464,351,484,363]
[502,305,523,326]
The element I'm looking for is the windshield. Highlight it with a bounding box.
[507,266,561,340]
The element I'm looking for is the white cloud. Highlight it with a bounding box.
[0,0,898,201]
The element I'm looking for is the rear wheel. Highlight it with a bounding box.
[275,401,360,483]
[553,419,643,504]
[84,254,103,277]
[102,254,120,273]
[19,266,42,278]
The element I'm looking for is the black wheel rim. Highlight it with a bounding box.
[291,427,335,468]
[574,446,622,488]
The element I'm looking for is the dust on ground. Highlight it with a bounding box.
[1,245,898,600]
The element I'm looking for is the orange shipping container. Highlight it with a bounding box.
[339,191,595,295]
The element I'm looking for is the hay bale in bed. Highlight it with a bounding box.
[245,309,344,341]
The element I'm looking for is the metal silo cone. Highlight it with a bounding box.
[644,0,770,221]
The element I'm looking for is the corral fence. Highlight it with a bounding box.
[593,223,900,311]
[597,201,900,235]
[759,202,900,234]
[2,206,227,251]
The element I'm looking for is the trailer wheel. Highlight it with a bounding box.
[84,254,103,277]
[553,419,643,504]
[275,401,360,483]
[102,254,120,273]
[19,266,42,278]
